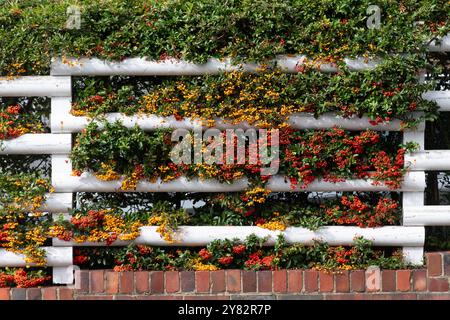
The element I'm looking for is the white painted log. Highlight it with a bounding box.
[13,193,72,213]
[53,265,74,284]
[50,111,406,133]
[0,134,72,154]
[49,37,450,77]
[402,192,424,207]
[428,34,450,52]
[52,225,425,247]
[38,193,73,213]
[403,206,450,226]
[406,150,450,170]
[58,154,419,194]
[0,247,72,267]
[266,172,425,192]
[402,120,425,214]
[0,76,71,97]
[51,170,425,193]
[50,56,380,76]
[402,247,424,265]
[422,90,450,111]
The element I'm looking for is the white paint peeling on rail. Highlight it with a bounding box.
[49,34,450,76]
[0,134,72,155]
[51,96,416,132]
[50,56,380,76]
[406,150,450,170]
[52,225,425,247]
[0,76,71,97]
[38,193,73,213]
[0,247,72,267]
[51,166,425,193]
[403,206,450,226]
[51,111,406,132]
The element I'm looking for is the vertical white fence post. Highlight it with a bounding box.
[402,122,426,264]
[51,79,75,284]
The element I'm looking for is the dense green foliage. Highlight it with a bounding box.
[0,0,448,75]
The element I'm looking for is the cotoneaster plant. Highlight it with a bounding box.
[0,0,448,75]
[72,235,409,272]
[71,56,439,128]
[70,121,416,194]
[0,103,45,141]
[50,193,401,245]
[0,174,53,265]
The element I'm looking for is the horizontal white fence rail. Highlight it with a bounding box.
[0,76,71,97]
[422,91,450,111]
[38,193,73,213]
[404,206,450,226]
[0,247,72,267]
[0,134,71,154]
[52,171,425,193]
[12,193,72,213]
[406,150,450,170]
[51,56,380,75]
[52,225,425,247]
[428,34,450,52]
[50,90,446,134]
[50,34,450,76]
[51,111,409,132]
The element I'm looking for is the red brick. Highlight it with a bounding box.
[0,288,9,300]
[287,270,302,293]
[26,288,42,300]
[151,271,164,294]
[427,253,443,277]
[382,270,396,292]
[335,271,349,293]
[58,288,74,300]
[226,270,241,293]
[242,271,257,293]
[0,288,10,300]
[180,271,195,292]
[211,270,226,293]
[428,278,449,292]
[365,267,381,292]
[120,271,134,294]
[258,271,272,292]
[77,270,90,293]
[90,270,105,293]
[42,287,57,300]
[166,271,180,293]
[135,271,149,294]
[413,270,427,292]
[105,271,119,294]
[350,270,365,292]
[273,270,287,293]
[396,270,411,292]
[319,271,334,293]
[196,271,210,293]
[304,270,318,292]
[11,288,26,300]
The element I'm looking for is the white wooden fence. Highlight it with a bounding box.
[1,41,449,283]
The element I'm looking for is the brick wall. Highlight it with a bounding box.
[1,252,449,300]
